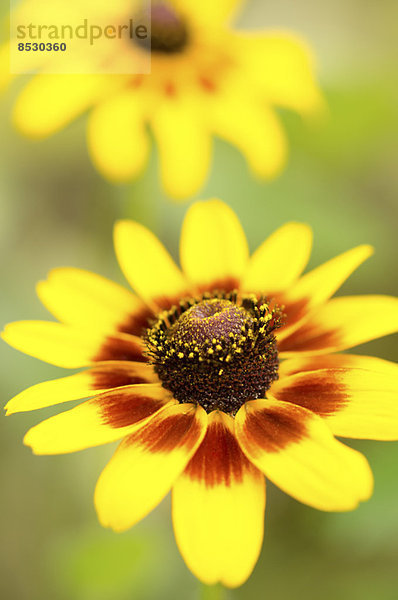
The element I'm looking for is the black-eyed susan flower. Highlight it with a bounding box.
[3,0,322,199]
[3,199,398,587]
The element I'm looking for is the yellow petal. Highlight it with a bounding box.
[285,244,373,312]
[24,385,169,454]
[277,244,374,342]
[242,222,313,294]
[4,362,157,415]
[173,0,243,26]
[210,97,287,179]
[36,267,145,334]
[114,220,188,308]
[238,32,323,115]
[88,91,150,182]
[235,399,373,511]
[279,353,398,378]
[1,321,145,368]
[95,403,207,532]
[151,97,212,200]
[270,367,398,440]
[172,411,265,588]
[279,295,398,355]
[180,199,249,291]
[13,74,113,137]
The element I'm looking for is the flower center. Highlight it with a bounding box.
[136,3,189,54]
[145,292,283,415]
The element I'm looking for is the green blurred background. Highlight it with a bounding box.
[1,1,398,599]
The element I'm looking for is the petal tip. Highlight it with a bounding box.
[35,279,47,298]
[0,324,13,344]
[113,219,138,243]
[12,104,47,139]
[364,244,375,257]
[22,430,34,450]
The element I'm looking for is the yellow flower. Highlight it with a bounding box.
[3,199,398,588]
[5,0,323,199]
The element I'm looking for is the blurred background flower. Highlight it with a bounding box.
[1,0,397,599]
[2,0,322,200]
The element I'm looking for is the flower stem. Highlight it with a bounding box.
[200,583,228,600]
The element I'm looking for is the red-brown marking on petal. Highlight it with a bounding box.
[197,277,240,294]
[117,306,154,337]
[243,404,308,453]
[184,420,251,487]
[278,325,341,353]
[132,410,202,453]
[153,293,191,312]
[91,365,155,390]
[199,76,216,93]
[164,81,177,96]
[273,372,349,417]
[276,296,309,331]
[94,335,146,362]
[98,393,165,429]
[129,75,144,89]
[280,356,353,377]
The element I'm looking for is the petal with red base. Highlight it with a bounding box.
[1,321,146,368]
[278,245,374,340]
[95,403,207,532]
[4,362,158,415]
[235,399,373,511]
[172,411,265,588]
[24,385,170,454]
[279,295,398,355]
[279,353,398,378]
[36,267,150,336]
[270,366,398,440]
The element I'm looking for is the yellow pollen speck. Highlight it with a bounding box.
[216,344,222,351]
[178,352,184,358]
[218,369,224,376]
[207,348,214,355]
[188,352,194,358]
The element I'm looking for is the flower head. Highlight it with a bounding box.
[4,0,323,199]
[3,199,398,587]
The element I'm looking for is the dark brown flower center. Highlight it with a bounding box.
[145,292,283,415]
[136,3,189,54]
